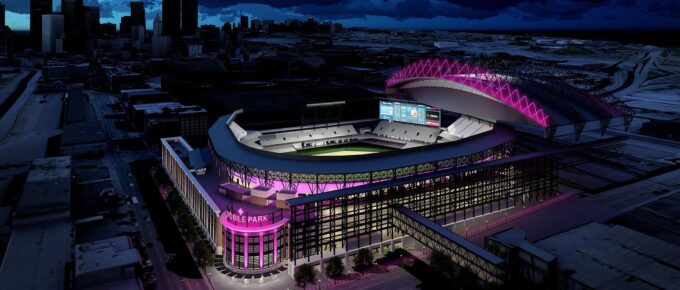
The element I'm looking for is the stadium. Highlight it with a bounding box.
[160,58,628,284]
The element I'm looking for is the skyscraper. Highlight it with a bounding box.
[62,0,85,53]
[162,0,197,36]
[42,14,64,53]
[130,1,146,30]
[162,0,180,36]
[120,16,132,37]
[240,15,249,31]
[181,0,198,36]
[0,3,5,28]
[31,0,53,48]
[152,14,171,57]
[83,6,100,36]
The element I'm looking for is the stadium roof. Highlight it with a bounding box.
[386,58,631,137]
[208,114,514,175]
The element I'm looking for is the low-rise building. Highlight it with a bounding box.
[132,102,208,140]
[74,236,143,290]
[60,124,107,157]
[0,156,74,290]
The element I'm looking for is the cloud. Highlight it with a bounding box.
[644,0,680,18]
[513,0,610,21]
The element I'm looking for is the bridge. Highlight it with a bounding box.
[390,204,505,284]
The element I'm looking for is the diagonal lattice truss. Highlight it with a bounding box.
[386,58,551,128]
[390,205,505,284]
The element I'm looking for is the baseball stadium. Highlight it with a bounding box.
[160,58,630,284]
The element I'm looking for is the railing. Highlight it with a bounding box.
[465,193,573,238]
[224,199,284,227]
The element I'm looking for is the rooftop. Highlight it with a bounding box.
[15,156,71,220]
[132,102,207,115]
[75,236,141,277]
[61,124,107,146]
[0,221,74,290]
[536,223,680,290]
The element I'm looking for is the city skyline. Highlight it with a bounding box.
[3,0,679,32]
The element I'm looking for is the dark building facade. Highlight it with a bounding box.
[83,6,100,36]
[182,0,198,36]
[120,16,132,37]
[130,1,145,29]
[162,0,180,36]
[62,0,85,53]
[0,3,5,28]
[162,0,197,36]
[30,0,52,48]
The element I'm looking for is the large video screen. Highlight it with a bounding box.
[379,100,441,127]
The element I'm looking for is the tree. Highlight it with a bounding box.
[429,250,456,278]
[454,267,482,290]
[294,263,316,289]
[324,257,344,279]
[353,248,374,270]
[167,190,183,212]
[194,241,214,269]
[184,225,199,243]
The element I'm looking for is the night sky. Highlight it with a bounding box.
[4,0,679,31]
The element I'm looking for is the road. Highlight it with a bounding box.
[87,90,209,290]
[0,70,65,165]
[607,50,660,97]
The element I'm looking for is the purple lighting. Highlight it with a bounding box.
[244,232,248,269]
[386,58,551,128]
[259,232,264,269]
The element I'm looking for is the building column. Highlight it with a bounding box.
[344,251,349,268]
[319,257,324,274]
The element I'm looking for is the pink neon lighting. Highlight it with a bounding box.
[386,58,551,128]
[259,232,264,269]
[231,230,235,267]
[231,172,367,195]
[273,231,278,264]
[244,232,248,269]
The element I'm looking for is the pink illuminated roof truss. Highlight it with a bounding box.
[386,58,551,127]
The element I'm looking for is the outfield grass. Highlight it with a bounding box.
[293,143,393,156]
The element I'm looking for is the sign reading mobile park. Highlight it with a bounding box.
[224,208,269,224]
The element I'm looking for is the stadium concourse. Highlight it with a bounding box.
[160,58,628,285]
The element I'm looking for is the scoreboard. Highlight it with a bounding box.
[379,100,441,127]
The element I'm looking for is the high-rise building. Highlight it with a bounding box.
[83,6,100,36]
[130,1,145,30]
[0,3,5,28]
[42,14,64,53]
[0,3,10,56]
[131,26,145,42]
[31,0,53,48]
[162,0,180,36]
[240,15,248,31]
[100,23,116,36]
[187,43,202,57]
[152,15,171,58]
[250,19,262,32]
[182,0,198,36]
[62,0,85,53]
[163,0,197,36]
[120,16,132,37]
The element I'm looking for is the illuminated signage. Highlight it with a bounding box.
[224,208,269,224]
[379,100,441,127]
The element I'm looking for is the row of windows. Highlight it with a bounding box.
[229,249,284,270]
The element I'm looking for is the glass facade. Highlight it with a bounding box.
[224,226,287,273]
